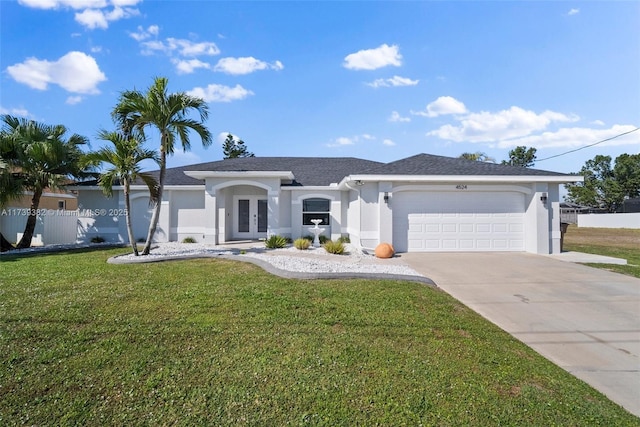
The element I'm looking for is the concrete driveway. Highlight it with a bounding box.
[402,252,640,417]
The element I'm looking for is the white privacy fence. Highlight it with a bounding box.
[577,212,640,229]
[0,209,84,245]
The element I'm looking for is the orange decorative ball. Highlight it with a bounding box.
[375,243,395,259]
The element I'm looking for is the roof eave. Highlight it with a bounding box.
[184,170,296,180]
[338,174,583,189]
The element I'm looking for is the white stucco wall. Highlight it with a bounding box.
[77,191,120,243]
[169,189,205,242]
[358,183,380,249]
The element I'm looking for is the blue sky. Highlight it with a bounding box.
[1,0,638,174]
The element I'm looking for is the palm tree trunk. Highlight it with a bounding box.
[1,233,14,252]
[123,179,138,256]
[16,188,43,249]
[141,148,166,255]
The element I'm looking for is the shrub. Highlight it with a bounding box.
[294,238,311,250]
[303,234,329,244]
[90,236,105,244]
[265,234,288,249]
[323,240,345,255]
[182,237,197,243]
[338,235,351,244]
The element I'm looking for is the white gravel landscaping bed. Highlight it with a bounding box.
[113,242,423,277]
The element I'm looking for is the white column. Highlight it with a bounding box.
[204,183,218,244]
[267,190,280,236]
[548,184,561,254]
[378,182,393,245]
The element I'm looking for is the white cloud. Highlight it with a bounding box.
[187,84,254,103]
[383,139,396,146]
[172,58,212,74]
[129,25,159,41]
[18,0,109,9]
[111,0,140,6]
[389,111,411,123]
[326,134,374,148]
[591,119,605,126]
[0,106,31,117]
[141,38,220,57]
[343,43,402,70]
[216,131,239,145]
[18,0,141,29]
[495,124,640,149]
[428,106,579,143]
[90,46,102,53]
[75,9,108,29]
[214,57,284,75]
[568,8,580,16]
[367,75,419,88]
[335,137,355,146]
[412,96,468,118]
[6,51,107,94]
[66,95,84,104]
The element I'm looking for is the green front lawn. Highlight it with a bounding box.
[563,226,640,278]
[1,249,636,425]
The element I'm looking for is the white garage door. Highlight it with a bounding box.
[392,191,525,252]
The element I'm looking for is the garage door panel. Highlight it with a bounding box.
[393,191,525,252]
[459,239,474,249]
[425,224,440,232]
[459,224,474,233]
[493,223,508,233]
[477,223,491,232]
[442,224,457,233]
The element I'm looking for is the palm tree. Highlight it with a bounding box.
[112,77,212,255]
[0,156,22,251]
[459,152,496,163]
[0,115,88,249]
[83,130,159,256]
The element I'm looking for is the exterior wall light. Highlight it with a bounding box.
[384,192,390,204]
[540,193,548,204]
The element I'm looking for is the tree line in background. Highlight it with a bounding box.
[459,147,640,212]
[1,76,638,252]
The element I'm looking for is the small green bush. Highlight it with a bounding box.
[294,238,311,250]
[323,240,345,255]
[90,236,105,244]
[338,235,351,244]
[303,234,329,244]
[182,237,197,243]
[265,234,288,249]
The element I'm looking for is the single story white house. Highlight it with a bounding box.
[73,153,582,254]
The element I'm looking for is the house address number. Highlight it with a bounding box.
[456,185,468,190]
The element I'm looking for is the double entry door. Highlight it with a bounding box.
[234,196,267,239]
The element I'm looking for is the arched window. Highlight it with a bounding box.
[303,198,330,225]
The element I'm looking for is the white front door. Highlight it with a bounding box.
[234,197,268,239]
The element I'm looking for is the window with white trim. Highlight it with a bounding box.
[303,198,330,225]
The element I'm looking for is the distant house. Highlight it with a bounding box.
[8,189,78,211]
[622,197,640,213]
[71,153,582,254]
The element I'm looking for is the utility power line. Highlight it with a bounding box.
[536,127,639,162]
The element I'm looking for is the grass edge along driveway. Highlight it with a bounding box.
[1,248,638,425]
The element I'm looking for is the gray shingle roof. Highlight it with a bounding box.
[370,153,569,176]
[125,153,570,187]
[167,157,385,186]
